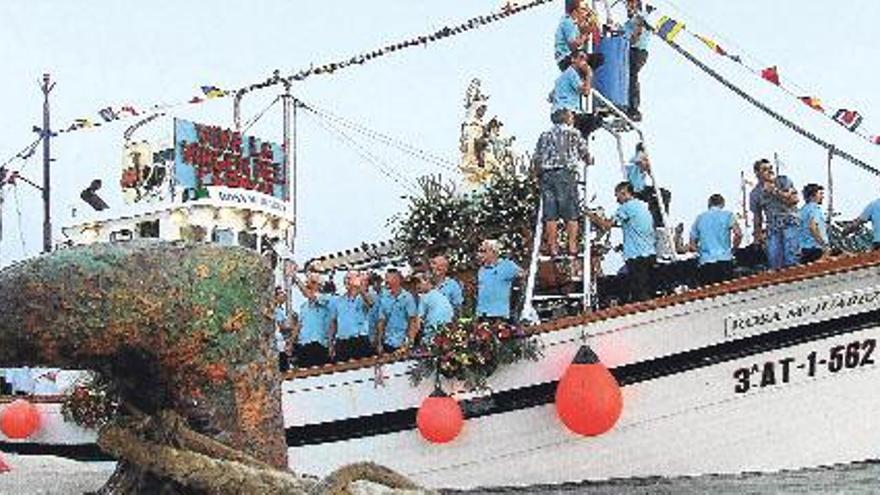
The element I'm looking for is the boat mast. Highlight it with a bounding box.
[39,73,55,254]
[282,80,296,255]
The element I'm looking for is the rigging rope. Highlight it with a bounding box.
[12,185,26,256]
[298,101,459,174]
[656,35,880,178]
[304,112,421,195]
[241,96,281,134]
[0,137,42,174]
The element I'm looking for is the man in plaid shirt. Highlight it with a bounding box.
[532,109,591,260]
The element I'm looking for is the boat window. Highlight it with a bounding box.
[180,225,207,243]
[261,235,279,268]
[212,228,237,247]
[238,231,258,250]
[110,229,133,243]
[137,220,160,238]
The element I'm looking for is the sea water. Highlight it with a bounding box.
[454,461,880,494]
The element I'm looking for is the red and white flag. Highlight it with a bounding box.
[833,109,863,131]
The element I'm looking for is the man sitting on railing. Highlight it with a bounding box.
[476,239,524,320]
[688,194,742,286]
[330,271,375,362]
[798,184,828,264]
[413,272,454,346]
[587,182,657,302]
[625,143,670,228]
[375,268,419,355]
[845,196,880,251]
[532,109,590,269]
[285,263,334,368]
[429,255,464,317]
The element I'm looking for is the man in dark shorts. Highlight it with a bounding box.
[532,109,591,262]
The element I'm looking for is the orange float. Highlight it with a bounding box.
[555,345,623,436]
[416,389,464,444]
[0,399,41,440]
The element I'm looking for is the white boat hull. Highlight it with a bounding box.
[5,257,880,489]
[286,261,880,488]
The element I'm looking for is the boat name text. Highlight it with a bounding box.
[724,286,880,339]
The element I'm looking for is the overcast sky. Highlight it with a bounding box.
[0,0,878,269]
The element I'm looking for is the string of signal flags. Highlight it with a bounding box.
[649,7,880,146]
[44,0,554,138]
[6,0,878,173]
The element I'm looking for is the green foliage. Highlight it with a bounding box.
[392,172,538,269]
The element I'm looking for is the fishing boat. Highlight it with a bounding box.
[1,0,879,490]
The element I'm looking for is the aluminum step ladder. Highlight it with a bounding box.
[520,90,677,323]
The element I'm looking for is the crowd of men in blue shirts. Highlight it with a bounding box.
[274,240,524,370]
[541,0,880,304]
[272,0,880,370]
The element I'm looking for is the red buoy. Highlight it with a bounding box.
[0,399,41,440]
[555,345,623,436]
[416,389,464,444]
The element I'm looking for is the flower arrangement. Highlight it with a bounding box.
[392,172,538,270]
[61,373,119,430]
[409,318,543,389]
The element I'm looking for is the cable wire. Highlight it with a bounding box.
[298,101,459,174]
[304,112,421,195]
[656,33,880,177]
[12,185,26,256]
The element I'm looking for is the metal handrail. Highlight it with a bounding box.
[591,88,678,261]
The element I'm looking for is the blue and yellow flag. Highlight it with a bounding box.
[201,85,226,99]
[73,118,94,128]
[655,16,685,43]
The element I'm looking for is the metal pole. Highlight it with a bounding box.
[582,162,592,310]
[826,148,834,228]
[290,95,298,256]
[280,83,294,314]
[233,90,244,131]
[582,19,596,310]
[740,170,749,229]
[40,74,55,254]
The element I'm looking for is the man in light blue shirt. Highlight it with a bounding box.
[848,197,880,250]
[587,182,656,302]
[376,269,418,354]
[624,0,650,121]
[476,240,524,320]
[429,255,464,315]
[330,271,375,362]
[689,194,742,286]
[552,49,604,140]
[798,183,828,264]
[414,273,454,346]
[272,287,292,372]
[555,0,592,71]
[285,265,333,368]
